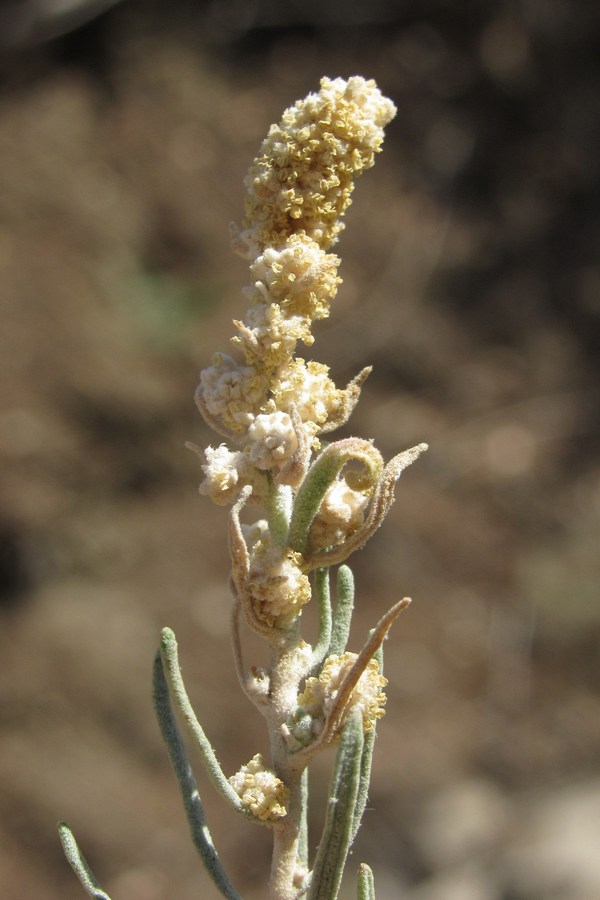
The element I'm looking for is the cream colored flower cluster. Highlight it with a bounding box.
[194,77,402,633]
[194,77,396,511]
[240,76,397,254]
[229,753,290,821]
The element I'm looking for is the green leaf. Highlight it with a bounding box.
[298,767,309,870]
[152,649,242,900]
[307,708,364,900]
[311,568,333,671]
[356,862,375,900]
[329,565,355,656]
[351,644,383,843]
[159,627,261,819]
[57,822,111,900]
[287,439,383,556]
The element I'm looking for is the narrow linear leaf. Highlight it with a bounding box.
[329,565,355,656]
[287,451,342,554]
[152,651,243,900]
[267,479,292,547]
[298,767,309,869]
[357,863,375,900]
[308,708,364,900]
[159,627,256,818]
[351,644,383,842]
[311,568,332,671]
[351,727,376,843]
[57,822,112,900]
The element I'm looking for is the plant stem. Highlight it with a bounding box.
[269,768,304,900]
[266,632,309,899]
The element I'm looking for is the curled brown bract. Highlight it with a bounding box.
[274,404,312,490]
[318,366,372,435]
[228,486,276,641]
[194,382,245,444]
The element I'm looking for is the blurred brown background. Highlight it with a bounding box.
[1,2,599,898]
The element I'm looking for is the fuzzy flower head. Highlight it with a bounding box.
[270,359,347,442]
[297,652,387,740]
[197,352,269,434]
[241,76,397,254]
[229,754,289,821]
[249,235,341,321]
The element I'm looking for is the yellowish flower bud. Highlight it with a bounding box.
[247,411,299,471]
[307,476,370,550]
[297,652,387,740]
[229,754,289,821]
[198,352,268,433]
[197,444,249,506]
[248,541,311,628]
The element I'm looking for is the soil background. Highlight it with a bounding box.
[1,2,599,898]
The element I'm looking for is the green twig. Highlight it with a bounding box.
[152,649,243,900]
[267,480,292,547]
[57,822,112,900]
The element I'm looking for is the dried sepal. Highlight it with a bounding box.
[193,383,244,444]
[318,367,372,435]
[228,487,276,640]
[318,598,410,744]
[274,403,312,489]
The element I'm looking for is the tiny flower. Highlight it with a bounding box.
[307,476,370,550]
[229,754,289,821]
[271,358,345,439]
[241,517,270,547]
[297,652,387,741]
[197,443,250,506]
[247,411,299,471]
[233,302,312,368]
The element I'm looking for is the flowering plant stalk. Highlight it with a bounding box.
[59,76,427,900]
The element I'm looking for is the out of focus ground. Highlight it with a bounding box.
[1,2,599,898]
